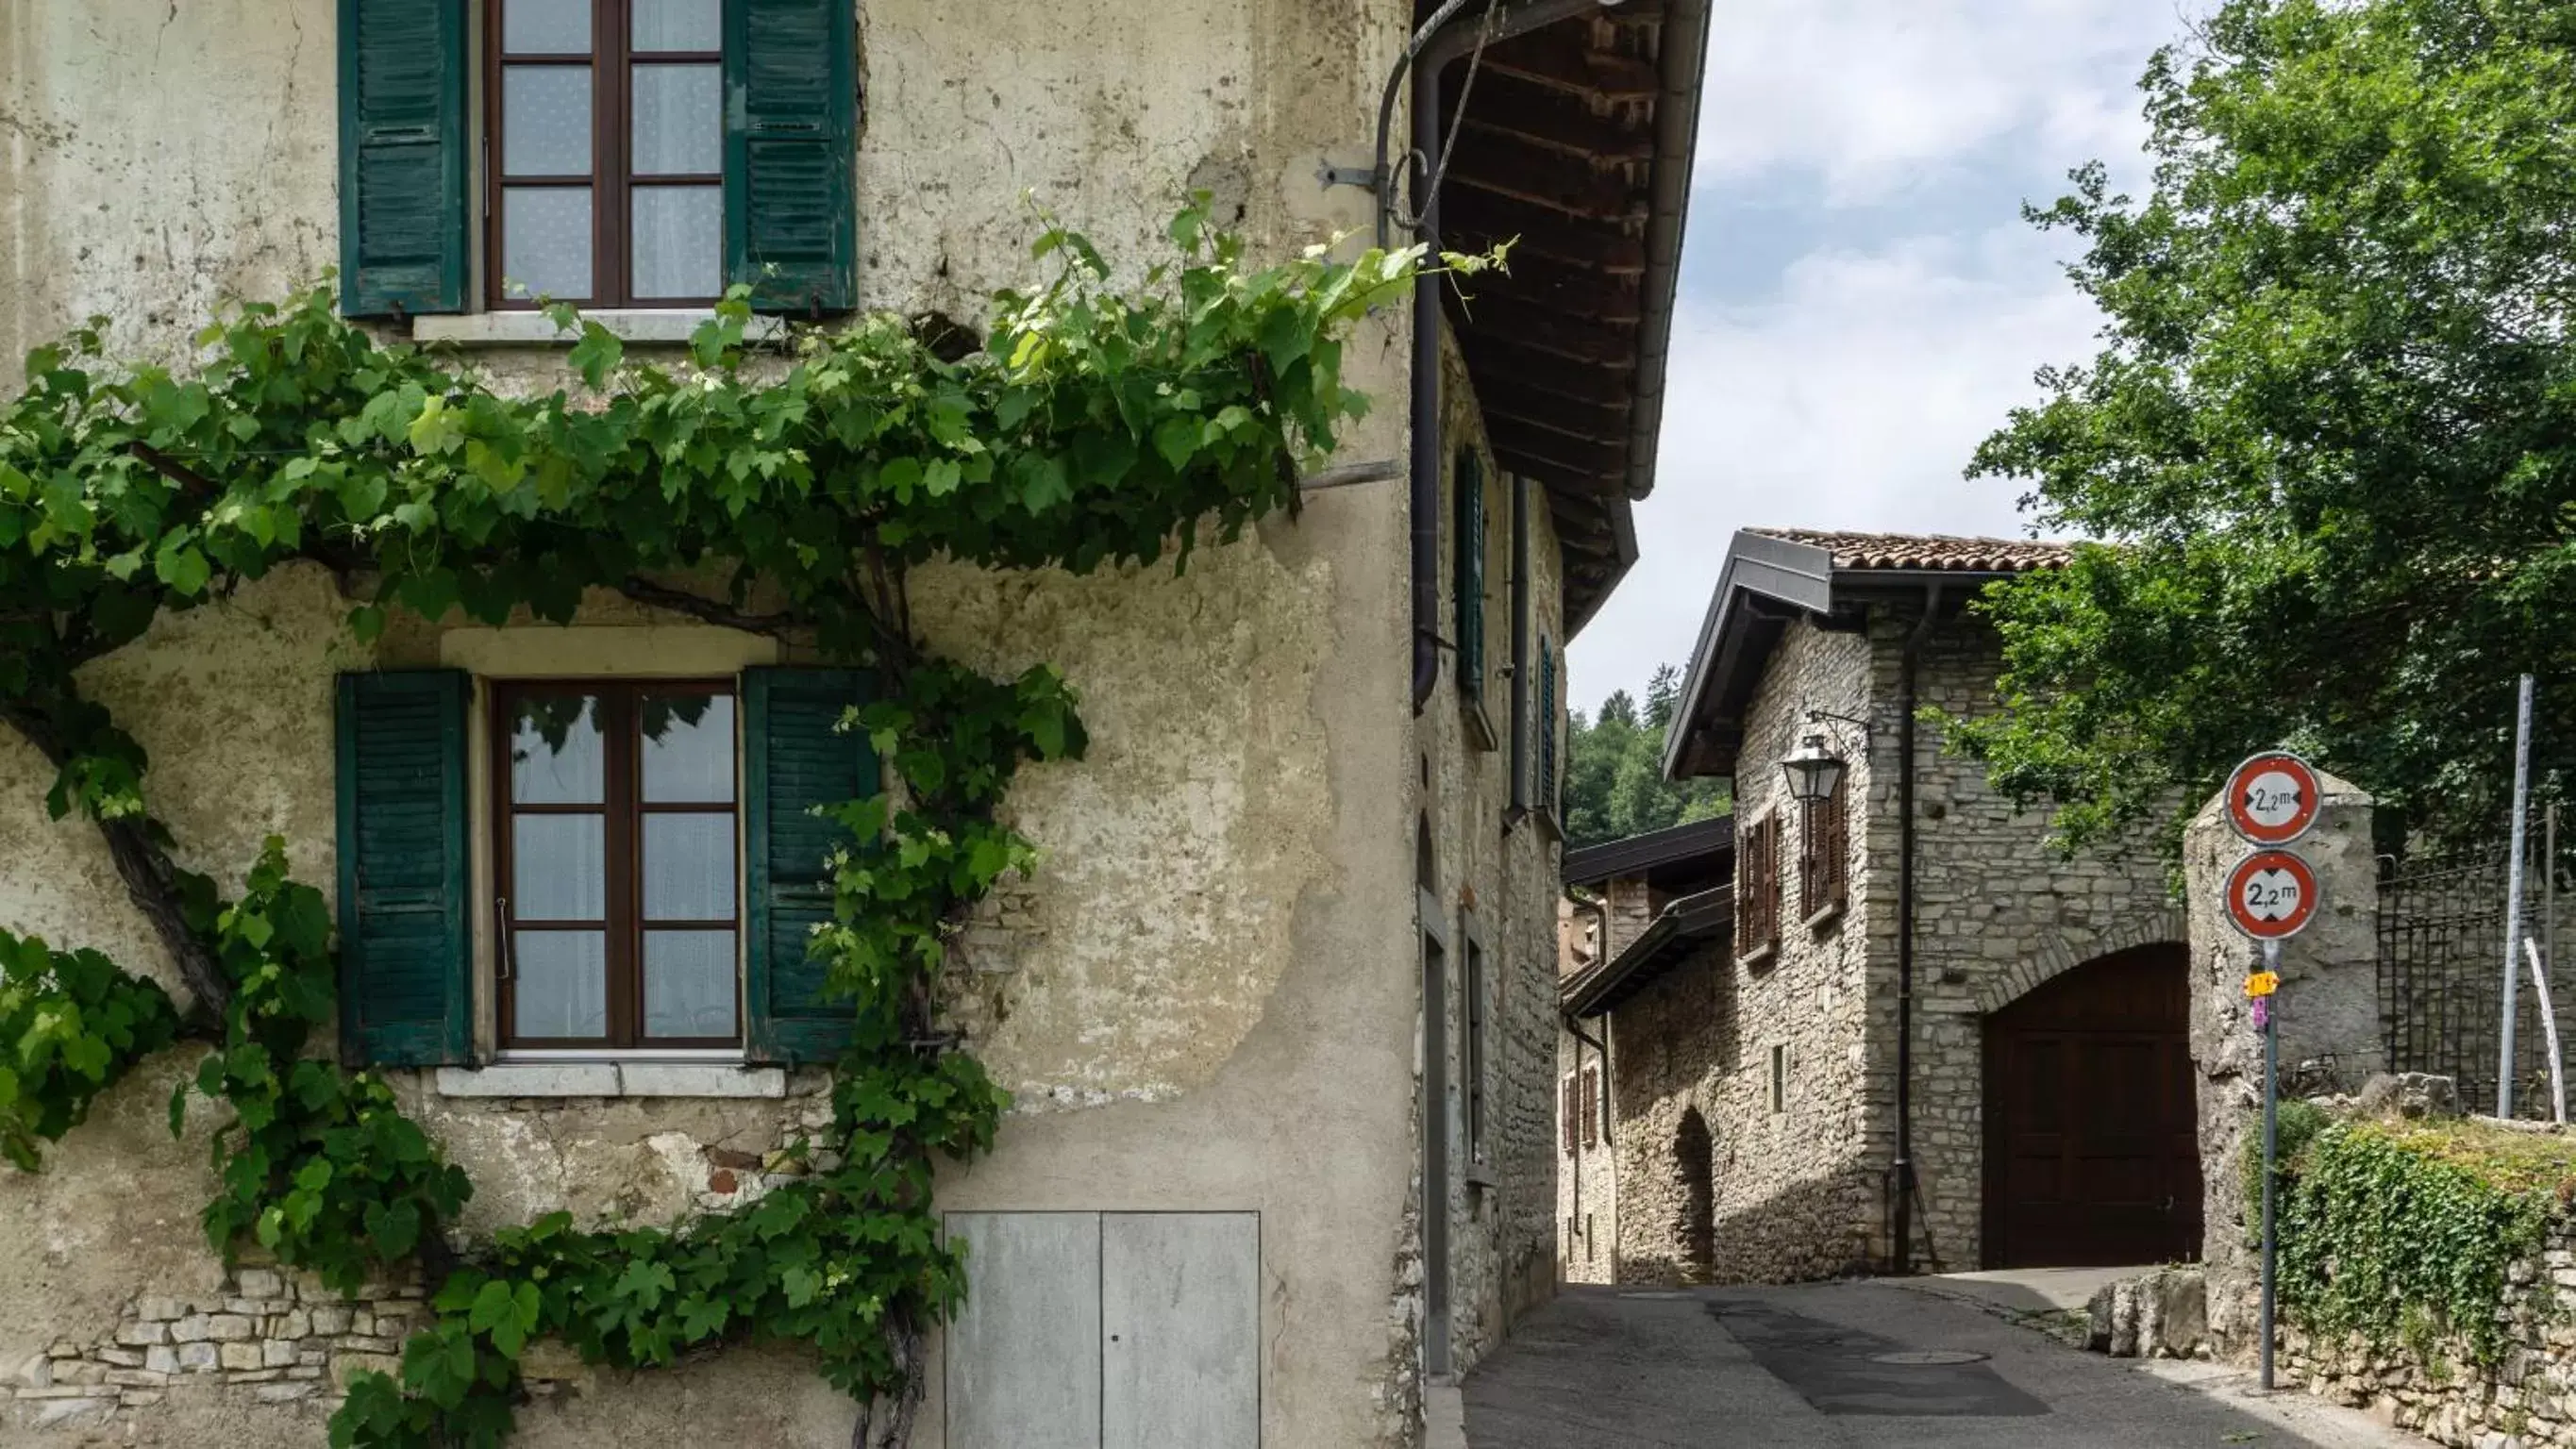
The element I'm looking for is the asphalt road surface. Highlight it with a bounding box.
[1461,1281,2428,1448]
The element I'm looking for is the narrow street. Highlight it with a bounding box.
[1462,1282,2427,1448]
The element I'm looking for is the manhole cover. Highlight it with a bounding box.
[1619,1291,1686,1300]
[1868,1350,1989,1366]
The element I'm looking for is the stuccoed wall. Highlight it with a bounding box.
[1892,610,2182,1270]
[0,1,1533,1446]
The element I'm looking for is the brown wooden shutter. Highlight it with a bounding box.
[1581,1068,1600,1148]
[1823,779,1849,911]
[1562,1076,1578,1156]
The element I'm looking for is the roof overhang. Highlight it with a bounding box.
[1431,0,1711,635]
[1562,885,1730,1017]
[1562,813,1731,889]
[1662,530,2060,780]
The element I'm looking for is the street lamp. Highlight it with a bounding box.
[1781,731,1846,805]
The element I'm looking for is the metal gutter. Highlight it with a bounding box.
[1562,886,1731,1018]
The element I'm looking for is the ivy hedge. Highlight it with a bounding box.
[2256,1108,2576,1368]
[0,201,1458,1446]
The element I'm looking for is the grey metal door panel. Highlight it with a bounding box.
[945,1212,1103,1449]
[1100,1212,1260,1449]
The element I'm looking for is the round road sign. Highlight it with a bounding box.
[2225,751,2323,846]
[2227,850,2320,941]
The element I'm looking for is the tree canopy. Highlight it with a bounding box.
[1958,0,2576,848]
[1565,664,1730,848]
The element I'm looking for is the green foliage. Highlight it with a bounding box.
[2265,1115,2570,1367]
[1954,0,2576,848]
[0,204,1426,1446]
[2237,1096,2331,1247]
[179,840,473,1294]
[0,927,181,1170]
[1564,664,1730,848]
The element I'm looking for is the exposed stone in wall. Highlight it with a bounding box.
[0,1261,601,1434]
[1604,876,1657,959]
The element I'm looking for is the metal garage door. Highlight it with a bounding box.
[945,1211,1260,1448]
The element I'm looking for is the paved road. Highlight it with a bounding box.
[1461,1281,2426,1448]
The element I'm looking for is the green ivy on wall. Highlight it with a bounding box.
[0,200,1457,1447]
[2257,1110,2567,1369]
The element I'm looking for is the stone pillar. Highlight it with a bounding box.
[2183,770,2379,1351]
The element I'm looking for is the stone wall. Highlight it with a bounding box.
[2182,770,2383,1343]
[1556,1024,1618,1284]
[1421,332,1569,1378]
[1888,610,2181,1270]
[1580,617,1882,1287]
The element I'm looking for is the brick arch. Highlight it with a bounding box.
[1975,906,2189,1016]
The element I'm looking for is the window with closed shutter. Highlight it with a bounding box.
[1738,814,1781,958]
[1580,1067,1599,1149]
[1453,450,1486,707]
[1798,777,1848,921]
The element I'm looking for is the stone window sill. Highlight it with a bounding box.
[1805,901,1846,936]
[1460,694,1499,754]
[434,1062,786,1098]
[411,309,783,348]
[1736,941,1778,972]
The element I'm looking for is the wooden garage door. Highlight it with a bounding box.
[1982,942,2201,1269]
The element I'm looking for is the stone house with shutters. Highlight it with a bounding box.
[0,2,1713,1444]
[1555,529,2194,1287]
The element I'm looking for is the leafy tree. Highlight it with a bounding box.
[1566,664,1730,847]
[1958,0,2576,849]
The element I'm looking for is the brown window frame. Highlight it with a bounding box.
[1580,1066,1601,1149]
[486,0,726,310]
[492,677,743,1050]
[1798,778,1848,922]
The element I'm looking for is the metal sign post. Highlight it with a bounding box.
[2222,751,2323,1395]
[2257,938,2280,1392]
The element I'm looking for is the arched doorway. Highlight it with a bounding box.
[1982,941,2201,1268]
[1675,1108,1715,1283]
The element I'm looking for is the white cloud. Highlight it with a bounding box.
[1696,0,2187,204]
[1571,223,2105,718]
[1564,0,2214,721]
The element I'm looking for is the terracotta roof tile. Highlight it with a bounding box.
[1748,528,2074,575]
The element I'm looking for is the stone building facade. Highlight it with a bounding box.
[0,3,1714,1444]
[1562,529,2188,1286]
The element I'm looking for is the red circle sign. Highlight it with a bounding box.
[2227,850,2320,941]
[2225,751,2322,846]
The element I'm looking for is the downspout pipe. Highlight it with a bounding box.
[1387,0,1624,711]
[1893,584,1941,1274]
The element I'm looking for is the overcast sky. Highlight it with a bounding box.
[1568,0,2209,718]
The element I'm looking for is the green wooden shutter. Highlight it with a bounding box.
[744,667,876,1063]
[1453,451,1485,703]
[1538,635,1558,815]
[724,0,858,313]
[337,0,468,317]
[335,671,472,1066]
